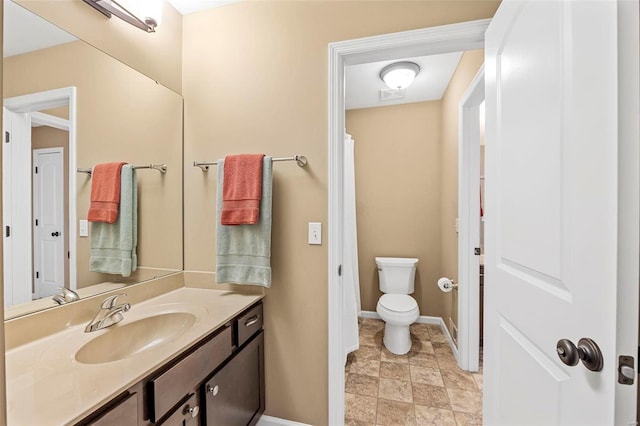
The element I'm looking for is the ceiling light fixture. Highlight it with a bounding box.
[83,0,162,33]
[379,61,421,90]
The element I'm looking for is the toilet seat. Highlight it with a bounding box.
[376,294,419,354]
[378,294,418,312]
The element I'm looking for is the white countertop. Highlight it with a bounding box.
[5,288,263,425]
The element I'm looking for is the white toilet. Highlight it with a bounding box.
[375,257,420,355]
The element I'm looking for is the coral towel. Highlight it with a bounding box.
[87,162,127,224]
[221,154,265,225]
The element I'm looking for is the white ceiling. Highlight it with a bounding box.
[167,0,241,15]
[3,0,77,58]
[345,52,463,110]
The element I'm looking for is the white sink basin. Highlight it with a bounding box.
[75,312,196,364]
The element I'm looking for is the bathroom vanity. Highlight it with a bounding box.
[5,286,265,426]
[80,303,264,426]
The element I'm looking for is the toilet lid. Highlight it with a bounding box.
[379,294,418,312]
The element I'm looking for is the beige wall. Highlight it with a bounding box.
[15,0,182,94]
[32,126,71,288]
[346,102,444,318]
[182,2,498,424]
[440,49,485,335]
[4,40,183,288]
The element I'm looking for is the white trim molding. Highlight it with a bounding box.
[3,86,77,291]
[457,66,485,372]
[256,415,311,426]
[328,20,490,424]
[359,310,441,325]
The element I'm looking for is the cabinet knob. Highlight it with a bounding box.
[207,384,219,396]
[184,404,199,418]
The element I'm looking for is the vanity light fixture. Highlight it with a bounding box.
[83,0,162,33]
[379,61,421,90]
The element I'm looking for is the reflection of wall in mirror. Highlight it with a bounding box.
[4,40,183,289]
[14,0,183,93]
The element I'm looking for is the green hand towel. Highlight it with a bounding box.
[216,157,272,287]
[89,164,138,277]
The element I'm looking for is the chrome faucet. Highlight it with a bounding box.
[52,287,80,305]
[85,294,131,333]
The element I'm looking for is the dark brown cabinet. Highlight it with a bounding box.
[86,392,139,426]
[160,393,200,426]
[149,326,232,422]
[204,331,264,426]
[77,301,264,426]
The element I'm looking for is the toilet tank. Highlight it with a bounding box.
[375,257,419,294]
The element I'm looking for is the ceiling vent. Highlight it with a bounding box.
[380,88,406,101]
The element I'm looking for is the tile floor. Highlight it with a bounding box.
[345,318,483,426]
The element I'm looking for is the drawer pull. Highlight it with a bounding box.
[185,405,199,418]
[244,315,259,327]
[207,384,219,396]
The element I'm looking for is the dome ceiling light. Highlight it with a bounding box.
[379,61,421,90]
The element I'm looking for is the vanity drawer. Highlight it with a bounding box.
[159,393,200,426]
[149,325,232,422]
[236,303,263,347]
[85,392,138,426]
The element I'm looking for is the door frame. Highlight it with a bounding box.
[457,66,484,372]
[3,108,32,306]
[327,20,490,423]
[32,147,65,300]
[3,87,77,293]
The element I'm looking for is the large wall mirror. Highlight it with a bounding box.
[3,0,184,319]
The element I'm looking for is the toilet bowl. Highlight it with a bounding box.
[376,294,419,354]
[375,257,420,355]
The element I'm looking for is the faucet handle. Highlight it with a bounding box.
[101,293,127,309]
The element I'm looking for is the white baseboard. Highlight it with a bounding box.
[360,311,459,361]
[440,317,459,360]
[360,310,441,325]
[256,415,311,426]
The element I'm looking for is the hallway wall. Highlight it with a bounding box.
[182,3,499,423]
[346,101,444,318]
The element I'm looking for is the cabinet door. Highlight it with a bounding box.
[204,331,264,426]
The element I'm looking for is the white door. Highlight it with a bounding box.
[2,108,33,306]
[33,148,65,299]
[484,0,639,425]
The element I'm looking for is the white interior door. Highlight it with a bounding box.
[33,148,65,299]
[484,0,639,424]
[2,107,33,306]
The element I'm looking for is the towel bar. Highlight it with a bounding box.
[77,164,167,176]
[193,155,307,172]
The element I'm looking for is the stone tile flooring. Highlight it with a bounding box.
[345,318,483,425]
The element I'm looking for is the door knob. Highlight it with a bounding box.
[556,338,603,371]
[51,231,59,237]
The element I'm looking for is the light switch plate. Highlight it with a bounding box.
[79,219,88,237]
[308,222,322,245]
